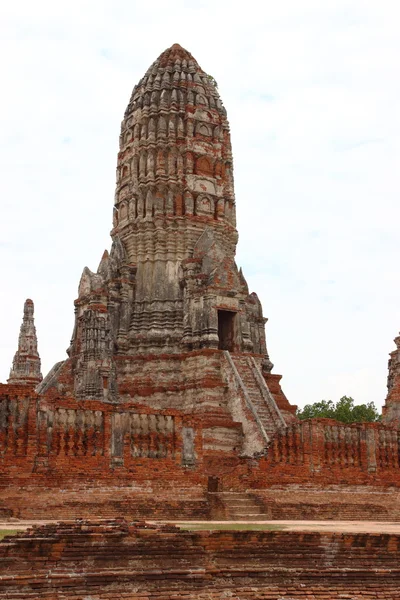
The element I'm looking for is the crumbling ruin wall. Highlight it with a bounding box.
[0,382,211,519]
[256,418,400,486]
[0,384,202,475]
[247,486,400,521]
[0,520,400,598]
[2,387,400,520]
[3,383,400,520]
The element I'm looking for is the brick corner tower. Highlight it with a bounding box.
[8,299,42,388]
[382,333,400,425]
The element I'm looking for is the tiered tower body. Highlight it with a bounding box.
[114,43,239,354]
[8,299,42,387]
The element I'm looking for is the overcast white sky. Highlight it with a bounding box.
[0,0,399,410]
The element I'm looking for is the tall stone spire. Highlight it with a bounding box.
[8,299,43,387]
[110,42,237,352]
[116,42,235,234]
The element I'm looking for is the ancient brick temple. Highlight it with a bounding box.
[2,44,400,521]
[36,42,296,458]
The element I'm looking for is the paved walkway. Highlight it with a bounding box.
[158,520,400,533]
[2,519,400,533]
[0,520,52,530]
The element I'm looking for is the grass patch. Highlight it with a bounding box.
[0,530,20,541]
[175,523,286,531]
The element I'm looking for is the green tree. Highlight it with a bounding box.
[296,396,381,423]
[296,400,336,420]
[206,73,218,89]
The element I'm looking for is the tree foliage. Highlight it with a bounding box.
[206,73,218,89]
[296,396,381,423]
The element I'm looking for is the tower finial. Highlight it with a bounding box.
[8,299,43,387]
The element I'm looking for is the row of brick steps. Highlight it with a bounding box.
[217,491,269,520]
[230,353,285,441]
[216,491,399,521]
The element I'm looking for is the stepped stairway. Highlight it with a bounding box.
[224,351,286,442]
[216,491,270,520]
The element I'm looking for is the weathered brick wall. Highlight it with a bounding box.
[0,386,203,476]
[5,403,394,490]
[0,383,212,519]
[0,484,209,520]
[3,383,400,519]
[257,418,400,486]
[264,371,298,423]
[248,486,400,520]
[201,422,400,497]
[0,520,399,598]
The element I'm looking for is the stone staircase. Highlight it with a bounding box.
[217,492,270,520]
[225,352,286,442]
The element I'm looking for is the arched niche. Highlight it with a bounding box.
[119,202,128,221]
[196,122,211,138]
[195,156,213,177]
[196,195,213,216]
[118,185,129,202]
[196,94,208,107]
[213,126,222,141]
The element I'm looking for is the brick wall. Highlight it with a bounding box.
[3,383,400,520]
[256,418,400,486]
[0,520,399,598]
[248,486,400,520]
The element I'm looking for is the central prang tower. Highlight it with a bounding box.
[39,44,296,455]
[108,43,267,356]
[114,43,239,354]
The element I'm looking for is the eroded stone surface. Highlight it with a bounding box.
[8,299,42,387]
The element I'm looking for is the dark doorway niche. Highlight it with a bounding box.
[218,310,236,351]
[208,476,220,493]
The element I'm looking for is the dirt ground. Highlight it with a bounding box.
[2,519,400,534]
[170,520,400,533]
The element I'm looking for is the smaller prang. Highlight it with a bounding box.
[8,299,43,387]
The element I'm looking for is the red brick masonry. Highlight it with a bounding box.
[0,519,399,599]
[3,381,400,520]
